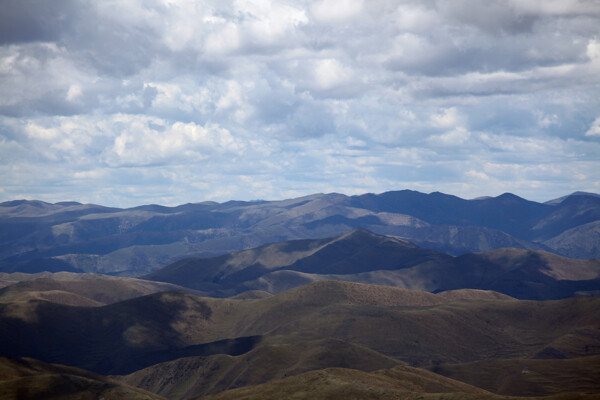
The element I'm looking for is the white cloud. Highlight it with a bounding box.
[204,22,241,55]
[465,170,490,181]
[586,117,600,136]
[235,0,308,46]
[311,58,355,92]
[105,115,241,167]
[428,127,471,146]
[1,0,600,205]
[429,108,461,128]
[310,0,364,23]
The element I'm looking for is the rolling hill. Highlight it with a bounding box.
[0,272,205,306]
[143,229,600,300]
[1,190,599,276]
[430,356,600,397]
[198,365,495,400]
[0,356,165,400]
[1,280,599,399]
[196,365,600,400]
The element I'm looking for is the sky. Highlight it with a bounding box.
[1,0,599,207]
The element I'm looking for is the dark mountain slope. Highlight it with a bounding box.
[350,190,552,238]
[543,220,600,260]
[142,229,452,295]
[0,291,237,374]
[144,229,600,299]
[531,195,600,241]
[286,228,448,275]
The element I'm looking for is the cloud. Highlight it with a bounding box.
[0,0,599,206]
[106,115,241,167]
[586,117,600,137]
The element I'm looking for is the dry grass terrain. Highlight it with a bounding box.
[1,280,599,399]
[431,356,600,396]
[197,365,600,400]
[0,272,204,306]
[0,356,165,400]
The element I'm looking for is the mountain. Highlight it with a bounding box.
[143,229,600,300]
[0,272,205,306]
[1,190,599,276]
[197,365,600,400]
[0,356,165,400]
[1,280,599,398]
[198,366,495,400]
[542,220,600,259]
[142,229,451,295]
[117,339,403,399]
[2,281,599,384]
[545,191,600,205]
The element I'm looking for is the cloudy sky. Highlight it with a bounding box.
[1,0,599,207]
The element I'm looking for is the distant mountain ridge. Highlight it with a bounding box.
[143,229,600,300]
[1,190,599,275]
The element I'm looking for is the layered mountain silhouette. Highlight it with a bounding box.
[142,229,600,300]
[1,190,599,275]
[1,190,600,399]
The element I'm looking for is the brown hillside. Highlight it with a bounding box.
[0,274,204,306]
[196,365,510,400]
[117,338,402,399]
[2,281,600,394]
[432,355,600,396]
[0,356,165,400]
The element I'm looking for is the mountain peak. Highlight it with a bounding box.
[545,191,600,205]
[337,228,418,248]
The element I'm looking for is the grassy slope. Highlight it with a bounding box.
[0,274,205,306]
[197,365,600,400]
[117,338,402,399]
[431,356,600,396]
[1,281,600,398]
[0,356,165,400]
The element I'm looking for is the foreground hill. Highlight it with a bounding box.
[431,356,600,397]
[2,280,599,399]
[1,190,599,275]
[197,365,600,400]
[144,229,600,299]
[0,356,165,400]
[198,366,494,400]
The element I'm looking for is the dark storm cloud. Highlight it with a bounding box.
[0,0,80,44]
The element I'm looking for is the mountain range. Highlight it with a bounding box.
[1,189,600,399]
[1,190,599,276]
[142,228,600,300]
[1,280,599,399]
